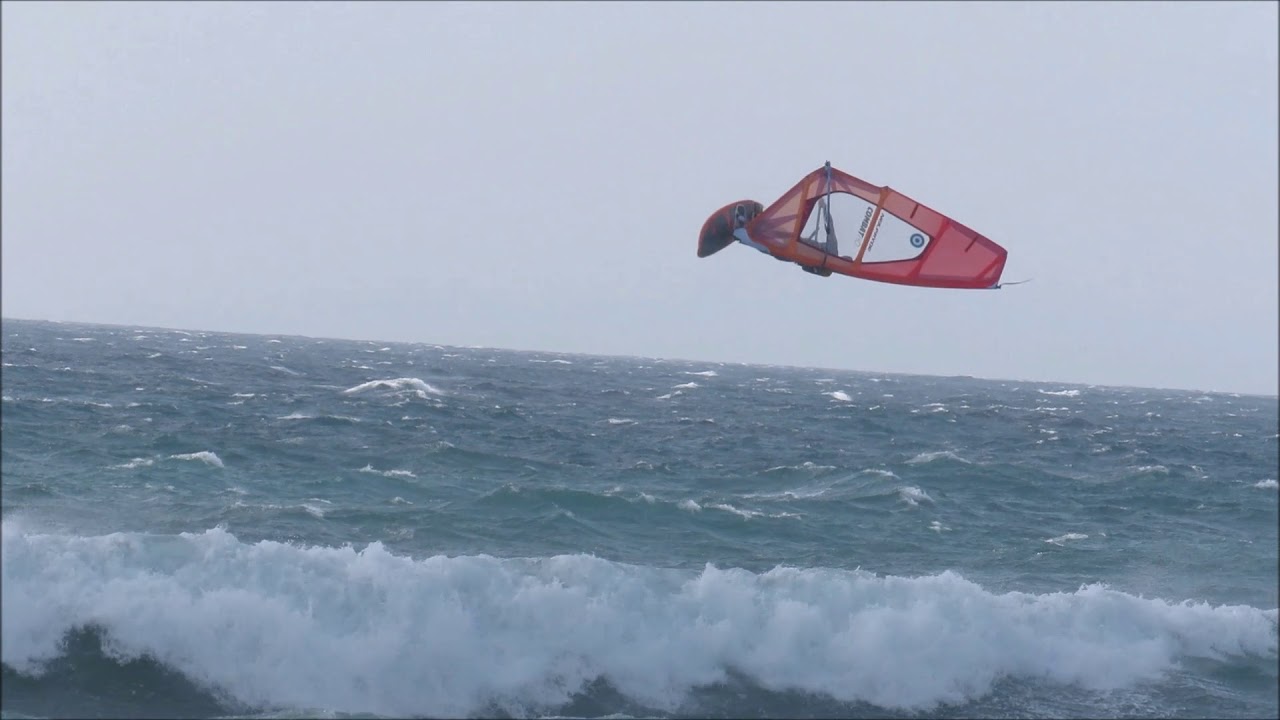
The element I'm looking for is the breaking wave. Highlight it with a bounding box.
[342,378,444,399]
[3,522,1274,718]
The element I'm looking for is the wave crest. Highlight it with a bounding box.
[2,524,1275,717]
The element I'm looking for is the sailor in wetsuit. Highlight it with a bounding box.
[731,203,771,255]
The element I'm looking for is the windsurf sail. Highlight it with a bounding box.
[698,162,1011,290]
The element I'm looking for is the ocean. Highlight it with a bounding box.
[1,317,1276,719]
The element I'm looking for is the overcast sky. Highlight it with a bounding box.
[3,1,1277,396]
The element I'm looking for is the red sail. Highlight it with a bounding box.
[746,165,1008,290]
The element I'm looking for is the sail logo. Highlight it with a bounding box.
[863,214,885,254]
[857,206,874,238]
[910,233,926,248]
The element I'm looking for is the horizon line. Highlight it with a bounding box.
[2,315,1277,400]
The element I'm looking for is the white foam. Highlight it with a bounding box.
[168,451,224,468]
[672,382,699,389]
[3,525,1274,717]
[359,465,417,479]
[111,458,154,470]
[606,418,636,426]
[764,461,836,474]
[678,499,702,513]
[1046,533,1090,545]
[343,378,444,399]
[683,371,717,377]
[709,503,763,520]
[826,391,852,402]
[897,486,935,507]
[1254,479,1278,489]
[1039,389,1081,397]
[906,451,970,465]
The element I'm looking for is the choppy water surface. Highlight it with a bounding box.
[2,318,1276,718]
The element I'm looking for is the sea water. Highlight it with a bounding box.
[2,318,1276,718]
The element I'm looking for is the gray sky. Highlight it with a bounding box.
[3,1,1277,396]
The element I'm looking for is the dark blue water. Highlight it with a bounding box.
[2,318,1276,719]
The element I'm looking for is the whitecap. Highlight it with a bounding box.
[169,451,224,468]
[906,451,970,465]
[359,465,417,479]
[898,486,935,506]
[709,503,763,520]
[111,457,154,470]
[343,378,444,399]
